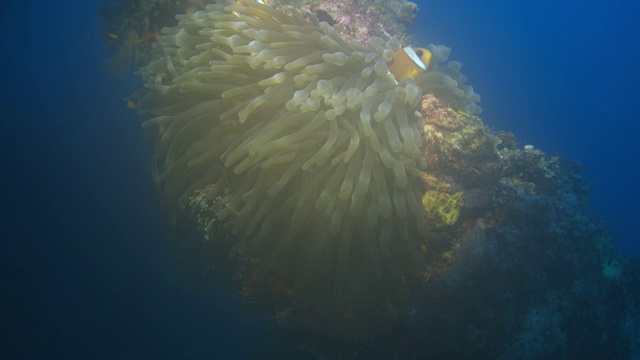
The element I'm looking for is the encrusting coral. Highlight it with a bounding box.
[133,0,479,325]
[422,190,464,226]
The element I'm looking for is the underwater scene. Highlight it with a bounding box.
[2,0,640,358]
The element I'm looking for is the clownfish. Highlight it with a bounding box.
[387,46,431,81]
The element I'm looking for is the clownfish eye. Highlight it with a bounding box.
[415,49,423,57]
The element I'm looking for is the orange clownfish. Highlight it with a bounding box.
[387,46,431,81]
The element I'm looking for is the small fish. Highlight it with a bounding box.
[387,46,431,81]
[106,33,118,40]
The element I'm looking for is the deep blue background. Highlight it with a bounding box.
[1,1,264,358]
[1,0,638,357]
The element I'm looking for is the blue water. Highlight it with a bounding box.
[2,0,638,357]
[1,1,264,358]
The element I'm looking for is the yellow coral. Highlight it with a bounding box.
[422,190,464,226]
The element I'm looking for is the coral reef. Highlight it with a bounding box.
[175,89,640,359]
[122,0,640,358]
[269,0,419,45]
[406,139,639,359]
[225,95,640,360]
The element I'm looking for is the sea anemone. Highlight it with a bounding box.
[135,0,479,309]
